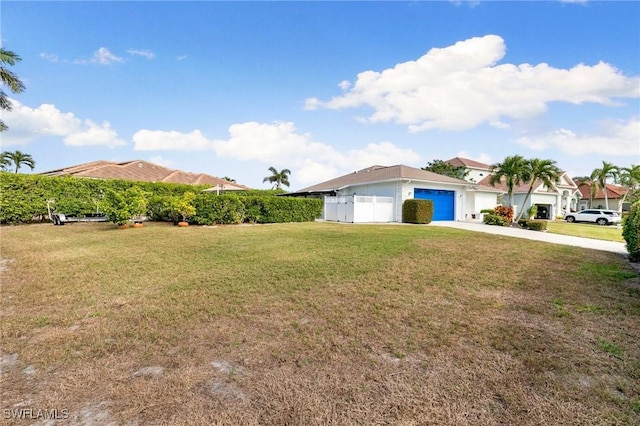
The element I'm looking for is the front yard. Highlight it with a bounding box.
[1,222,638,425]
[546,220,624,242]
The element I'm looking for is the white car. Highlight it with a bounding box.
[564,209,622,226]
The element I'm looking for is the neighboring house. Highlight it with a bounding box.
[445,157,492,183]
[445,157,581,220]
[40,160,251,191]
[477,173,580,219]
[289,164,503,223]
[575,182,630,212]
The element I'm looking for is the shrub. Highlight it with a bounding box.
[100,189,133,226]
[0,172,205,224]
[483,213,508,226]
[526,220,548,231]
[402,199,434,224]
[494,206,514,223]
[168,191,196,222]
[622,201,640,262]
[480,208,495,214]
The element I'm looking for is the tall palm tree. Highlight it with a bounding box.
[489,155,530,214]
[263,167,291,190]
[0,48,26,132]
[617,164,640,211]
[2,150,35,173]
[590,161,618,210]
[514,158,562,222]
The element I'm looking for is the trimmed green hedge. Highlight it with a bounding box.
[622,201,640,262]
[0,173,322,225]
[0,172,201,224]
[402,199,434,224]
[190,194,322,225]
[522,220,548,231]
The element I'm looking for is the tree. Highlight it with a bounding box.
[514,158,561,222]
[222,176,236,183]
[0,152,10,171]
[263,166,291,190]
[0,48,26,132]
[617,164,640,211]
[422,159,468,180]
[590,161,618,210]
[574,176,597,209]
[488,155,530,216]
[2,150,35,173]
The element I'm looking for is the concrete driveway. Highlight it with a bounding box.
[430,221,628,256]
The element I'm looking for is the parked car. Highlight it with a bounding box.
[564,209,621,226]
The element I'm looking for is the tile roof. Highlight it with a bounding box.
[444,157,492,170]
[40,160,251,190]
[575,182,627,200]
[296,164,502,193]
[478,173,577,194]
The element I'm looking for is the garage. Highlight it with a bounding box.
[414,188,455,221]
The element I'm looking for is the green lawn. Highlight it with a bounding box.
[547,220,624,242]
[1,222,638,425]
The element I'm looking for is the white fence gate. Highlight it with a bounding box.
[324,195,394,223]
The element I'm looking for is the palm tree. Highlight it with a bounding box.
[514,158,561,222]
[263,167,291,190]
[590,161,618,210]
[574,176,597,209]
[0,151,10,171]
[489,155,530,214]
[2,150,36,173]
[0,48,26,132]
[222,176,236,183]
[617,164,640,211]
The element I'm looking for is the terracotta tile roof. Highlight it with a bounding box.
[444,157,491,170]
[296,164,502,193]
[575,182,627,200]
[40,160,251,190]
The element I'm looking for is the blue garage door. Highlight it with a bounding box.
[414,188,455,221]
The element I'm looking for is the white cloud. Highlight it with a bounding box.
[177,55,188,61]
[64,120,126,148]
[305,35,639,132]
[133,129,215,151]
[515,117,640,157]
[75,47,123,65]
[0,99,126,148]
[127,49,156,59]
[133,121,421,185]
[39,52,58,62]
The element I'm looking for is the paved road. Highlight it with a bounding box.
[430,221,628,256]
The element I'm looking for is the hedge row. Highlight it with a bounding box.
[191,193,322,225]
[0,172,322,225]
[622,201,640,262]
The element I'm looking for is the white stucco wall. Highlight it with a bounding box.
[466,169,490,183]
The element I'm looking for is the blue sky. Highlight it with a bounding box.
[1,1,638,189]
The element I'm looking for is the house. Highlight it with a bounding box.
[290,165,503,223]
[40,160,251,191]
[445,157,492,183]
[575,181,630,212]
[445,157,581,219]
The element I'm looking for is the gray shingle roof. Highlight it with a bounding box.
[297,165,477,192]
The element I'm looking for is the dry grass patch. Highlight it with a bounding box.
[1,222,638,425]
